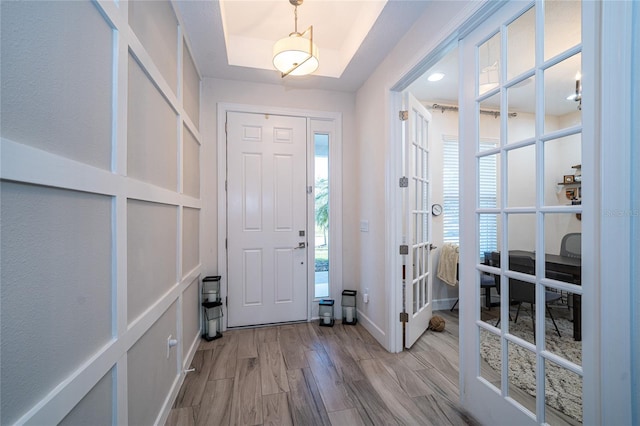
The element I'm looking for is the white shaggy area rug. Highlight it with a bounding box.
[480,314,582,423]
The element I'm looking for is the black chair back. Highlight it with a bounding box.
[560,233,581,258]
[508,255,535,304]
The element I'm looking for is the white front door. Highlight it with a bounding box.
[403,92,434,348]
[226,112,308,327]
[459,1,589,424]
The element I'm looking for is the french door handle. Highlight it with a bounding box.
[293,242,306,250]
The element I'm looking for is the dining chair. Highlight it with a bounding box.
[495,255,562,339]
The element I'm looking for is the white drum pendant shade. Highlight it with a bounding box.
[273,34,319,76]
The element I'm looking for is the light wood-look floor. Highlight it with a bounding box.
[167,311,477,426]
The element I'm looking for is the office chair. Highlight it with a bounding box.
[560,233,581,258]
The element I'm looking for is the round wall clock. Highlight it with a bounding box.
[431,203,443,216]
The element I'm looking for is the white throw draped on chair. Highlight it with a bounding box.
[437,243,459,287]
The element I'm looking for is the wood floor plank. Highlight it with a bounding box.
[295,322,325,352]
[230,358,263,426]
[412,394,476,426]
[414,367,460,404]
[378,355,432,397]
[279,326,308,370]
[174,349,214,408]
[410,349,459,387]
[334,325,374,361]
[321,335,365,382]
[196,379,233,426]
[305,350,354,412]
[208,335,238,381]
[262,393,293,426]
[255,326,278,343]
[259,340,290,395]
[236,328,258,359]
[166,407,195,426]
[198,329,235,351]
[327,408,366,426]
[286,368,331,426]
[342,379,399,426]
[358,358,431,425]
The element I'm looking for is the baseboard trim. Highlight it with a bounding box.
[356,310,388,350]
[433,297,458,311]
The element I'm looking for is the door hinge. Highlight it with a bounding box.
[225,296,228,307]
[225,238,227,249]
[399,244,409,255]
[399,176,408,188]
[307,186,313,194]
[225,121,228,134]
[399,312,409,323]
[225,180,228,191]
[399,110,408,121]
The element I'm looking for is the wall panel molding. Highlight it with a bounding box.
[0,0,202,424]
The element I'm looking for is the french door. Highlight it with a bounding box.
[226,112,308,327]
[459,1,592,424]
[403,92,434,348]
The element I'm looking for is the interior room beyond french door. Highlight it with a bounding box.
[226,111,308,327]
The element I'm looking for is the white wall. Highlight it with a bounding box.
[0,1,202,424]
[199,78,358,312]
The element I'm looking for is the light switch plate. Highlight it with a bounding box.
[360,220,369,232]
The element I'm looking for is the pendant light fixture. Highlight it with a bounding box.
[273,0,319,78]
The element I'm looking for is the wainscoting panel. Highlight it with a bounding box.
[182,41,201,130]
[59,368,114,426]
[0,0,112,170]
[127,199,178,324]
[127,53,179,192]
[0,182,113,424]
[0,0,203,424]
[128,0,178,95]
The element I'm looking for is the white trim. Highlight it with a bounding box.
[595,1,633,424]
[432,298,459,311]
[355,309,386,345]
[387,91,403,352]
[216,103,342,329]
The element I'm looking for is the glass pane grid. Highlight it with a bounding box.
[473,1,583,421]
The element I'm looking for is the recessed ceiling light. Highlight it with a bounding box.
[427,72,445,82]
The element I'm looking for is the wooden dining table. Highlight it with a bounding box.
[489,250,582,341]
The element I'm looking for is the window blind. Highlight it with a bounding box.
[442,138,497,259]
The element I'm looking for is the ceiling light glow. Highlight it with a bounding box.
[427,72,445,82]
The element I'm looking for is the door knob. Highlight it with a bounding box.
[293,242,306,249]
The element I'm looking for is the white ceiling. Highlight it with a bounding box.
[219,0,386,78]
[408,3,583,117]
[175,0,431,92]
[176,0,582,115]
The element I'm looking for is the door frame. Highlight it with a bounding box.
[217,103,343,330]
[386,1,633,424]
[387,0,503,355]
